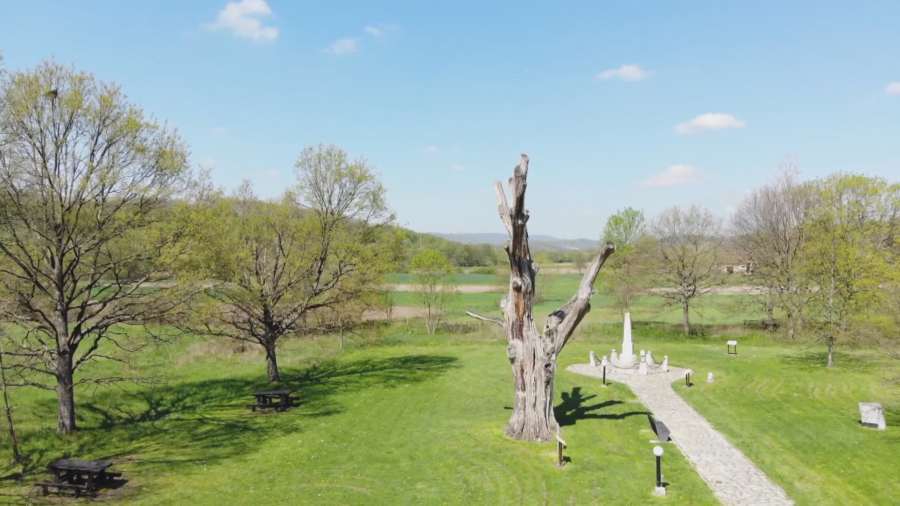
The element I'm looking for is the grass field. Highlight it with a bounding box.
[2,318,897,505]
[1,331,718,505]
[389,272,772,327]
[669,343,900,506]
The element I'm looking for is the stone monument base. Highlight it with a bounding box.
[654,486,667,497]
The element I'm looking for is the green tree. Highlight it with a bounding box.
[193,145,394,382]
[410,249,455,334]
[803,174,899,368]
[599,208,647,314]
[0,61,199,434]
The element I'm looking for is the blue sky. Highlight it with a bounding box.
[1,1,898,239]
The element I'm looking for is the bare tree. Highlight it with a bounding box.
[649,205,724,334]
[192,145,394,383]
[466,155,615,442]
[0,61,199,434]
[732,159,812,338]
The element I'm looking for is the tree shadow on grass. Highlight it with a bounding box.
[21,354,458,476]
[554,387,647,426]
[779,350,877,372]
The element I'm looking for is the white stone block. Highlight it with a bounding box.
[707,372,714,383]
[859,402,886,430]
[661,356,669,372]
[589,351,597,367]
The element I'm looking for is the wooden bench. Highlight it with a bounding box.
[248,390,296,412]
[36,481,91,498]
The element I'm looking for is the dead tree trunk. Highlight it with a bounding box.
[466,155,615,442]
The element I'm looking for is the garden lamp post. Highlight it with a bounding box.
[653,445,666,496]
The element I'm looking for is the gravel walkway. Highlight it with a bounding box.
[568,363,794,506]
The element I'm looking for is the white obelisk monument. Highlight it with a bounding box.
[620,312,637,366]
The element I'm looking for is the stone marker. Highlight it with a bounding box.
[611,349,619,363]
[859,402,886,430]
[707,372,714,383]
[646,350,655,366]
[589,351,597,367]
[661,356,669,372]
[639,356,649,375]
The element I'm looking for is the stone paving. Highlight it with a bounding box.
[568,363,794,506]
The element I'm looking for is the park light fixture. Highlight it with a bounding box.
[653,445,666,495]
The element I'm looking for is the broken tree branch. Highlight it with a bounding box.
[465,309,505,327]
[544,241,615,354]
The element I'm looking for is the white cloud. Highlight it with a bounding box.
[675,113,745,135]
[638,165,700,187]
[200,157,217,168]
[886,82,900,95]
[423,146,440,154]
[205,0,278,41]
[596,64,653,82]
[365,26,383,37]
[212,127,227,135]
[584,209,598,217]
[324,38,358,55]
[450,164,466,172]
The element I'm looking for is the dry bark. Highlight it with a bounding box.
[467,155,614,442]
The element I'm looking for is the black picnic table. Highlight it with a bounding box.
[38,459,120,497]
[249,389,296,411]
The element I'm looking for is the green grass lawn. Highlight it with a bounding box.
[662,343,900,506]
[391,288,767,327]
[3,322,897,505]
[2,332,717,505]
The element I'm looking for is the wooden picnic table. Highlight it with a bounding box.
[249,389,296,412]
[38,459,120,497]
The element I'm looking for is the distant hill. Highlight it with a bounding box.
[429,232,598,252]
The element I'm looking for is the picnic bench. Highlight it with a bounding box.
[742,319,780,331]
[36,459,120,497]
[248,389,297,412]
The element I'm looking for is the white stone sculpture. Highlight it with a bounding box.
[589,351,597,367]
[859,402,886,430]
[620,312,636,366]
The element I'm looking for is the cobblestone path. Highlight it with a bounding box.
[568,363,794,506]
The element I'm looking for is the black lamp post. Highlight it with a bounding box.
[653,445,664,488]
